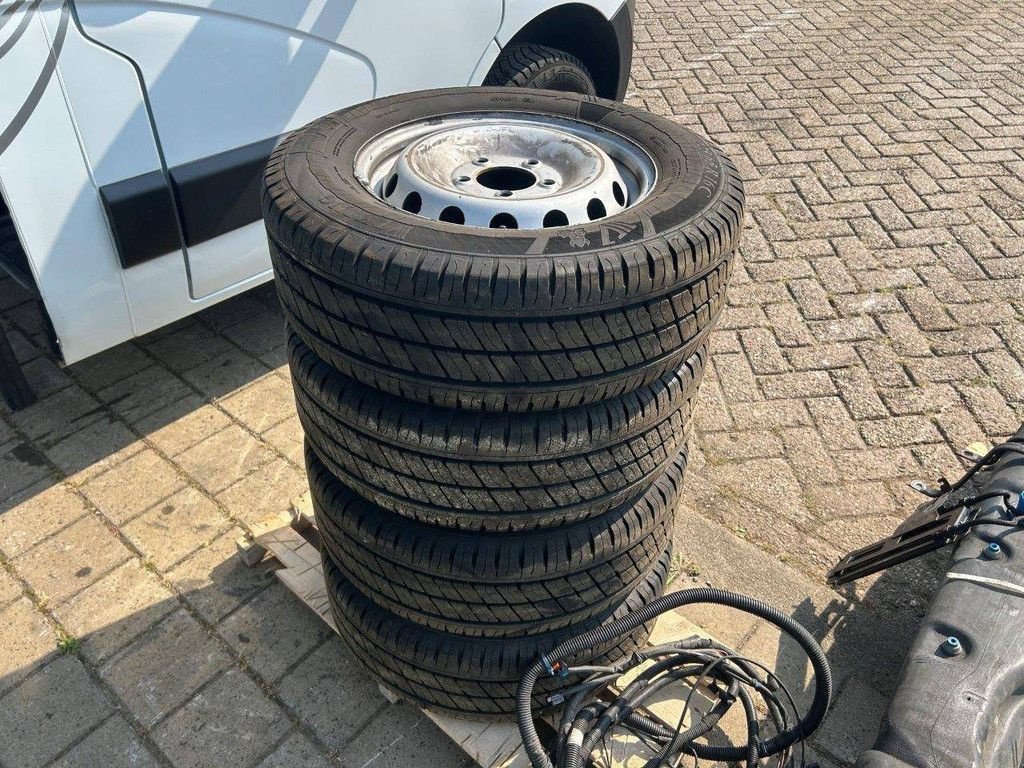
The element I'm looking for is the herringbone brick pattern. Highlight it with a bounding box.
[0,2,1022,765]
[628,0,1024,599]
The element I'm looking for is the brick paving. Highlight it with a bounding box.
[0,0,1022,765]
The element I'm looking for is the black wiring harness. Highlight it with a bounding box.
[516,588,832,768]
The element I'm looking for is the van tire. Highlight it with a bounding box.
[308,443,684,637]
[263,87,743,411]
[290,329,703,530]
[321,545,670,717]
[484,43,597,95]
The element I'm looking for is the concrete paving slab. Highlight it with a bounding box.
[813,678,890,765]
[52,559,177,664]
[152,668,290,768]
[0,655,112,768]
[50,715,160,768]
[165,527,276,625]
[276,636,388,751]
[122,486,231,572]
[100,609,231,727]
[0,596,55,697]
[219,582,333,683]
[337,702,475,768]
[0,565,21,608]
[216,457,308,527]
[81,449,187,525]
[176,425,277,496]
[0,481,87,558]
[219,373,296,434]
[134,398,234,457]
[0,441,55,500]
[254,731,333,768]
[44,414,144,484]
[13,513,131,605]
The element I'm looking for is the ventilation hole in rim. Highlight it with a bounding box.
[543,210,569,228]
[439,206,465,224]
[587,198,607,221]
[384,173,398,198]
[490,213,518,229]
[612,181,626,206]
[402,192,422,214]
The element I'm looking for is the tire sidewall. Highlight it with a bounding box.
[270,88,733,260]
[518,63,596,95]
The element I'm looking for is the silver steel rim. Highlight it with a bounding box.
[354,112,657,230]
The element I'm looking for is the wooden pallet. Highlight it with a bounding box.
[238,494,729,768]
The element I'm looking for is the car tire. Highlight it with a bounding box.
[321,545,670,717]
[308,441,684,637]
[290,329,703,530]
[263,87,743,411]
[483,43,597,95]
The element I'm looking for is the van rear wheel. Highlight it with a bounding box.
[484,43,596,95]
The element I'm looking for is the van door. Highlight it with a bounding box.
[73,0,503,299]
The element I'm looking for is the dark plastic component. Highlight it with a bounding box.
[609,0,635,101]
[827,494,973,586]
[98,169,182,268]
[857,425,1024,768]
[169,135,279,247]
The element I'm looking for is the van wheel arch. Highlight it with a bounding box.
[499,3,630,100]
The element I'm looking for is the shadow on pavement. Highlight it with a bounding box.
[0,276,291,513]
[772,551,948,767]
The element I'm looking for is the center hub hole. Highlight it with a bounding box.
[475,166,536,191]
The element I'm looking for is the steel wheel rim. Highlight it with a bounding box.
[354,112,658,230]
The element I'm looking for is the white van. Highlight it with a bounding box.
[0,0,633,401]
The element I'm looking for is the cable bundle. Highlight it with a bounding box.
[517,588,832,768]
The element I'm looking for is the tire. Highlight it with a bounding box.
[322,545,671,717]
[290,329,704,530]
[483,43,596,95]
[308,442,685,637]
[263,87,742,411]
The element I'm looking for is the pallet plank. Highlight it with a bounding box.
[242,503,734,768]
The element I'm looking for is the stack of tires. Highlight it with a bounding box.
[262,88,743,718]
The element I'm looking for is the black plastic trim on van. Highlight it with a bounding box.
[99,170,182,269]
[98,135,281,268]
[168,136,280,248]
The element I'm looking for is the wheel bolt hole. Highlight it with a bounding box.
[455,175,471,183]
[497,190,513,198]
[542,178,556,186]
[525,159,539,166]
[474,157,489,165]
